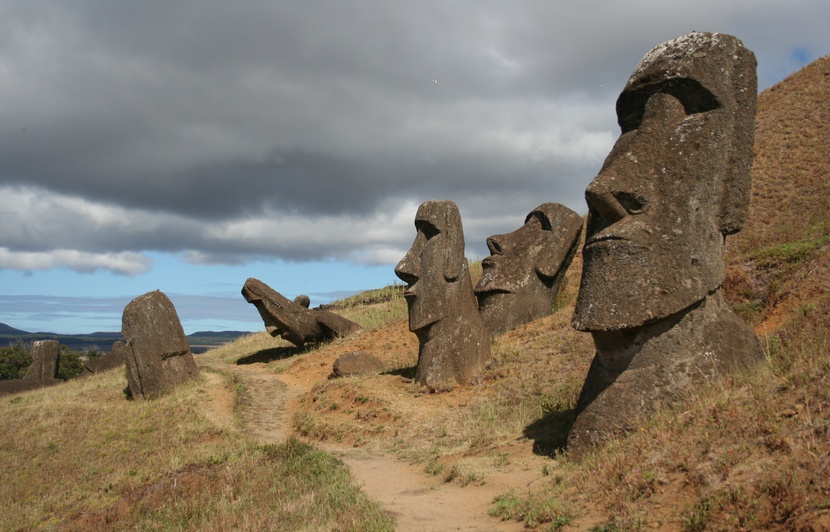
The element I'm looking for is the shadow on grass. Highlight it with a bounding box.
[236,346,303,365]
[523,409,575,456]
[383,366,416,380]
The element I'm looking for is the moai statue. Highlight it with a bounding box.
[395,200,490,389]
[568,32,764,457]
[242,279,361,348]
[475,203,583,335]
[22,340,60,380]
[121,290,199,400]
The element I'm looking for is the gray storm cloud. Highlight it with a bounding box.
[1,0,829,274]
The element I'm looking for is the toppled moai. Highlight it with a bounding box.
[242,278,361,348]
[475,203,583,335]
[568,32,764,457]
[121,290,199,400]
[22,339,60,380]
[395,200,490,389]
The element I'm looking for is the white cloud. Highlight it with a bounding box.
[0,247,152,276]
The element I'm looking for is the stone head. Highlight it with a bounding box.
[475,203,583,332]
[395,200,467,332]
[573,32,757,331]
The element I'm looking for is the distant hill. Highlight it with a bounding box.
[0,323,30,335]
[0,322,251,353]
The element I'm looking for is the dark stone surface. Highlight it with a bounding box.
[293,295,311,308]
[331,350,385,378]
[22,340,60,380]
[568,32,764,459]
[242,278,361,347]
[475,203,583,335]
[395,200,490,389]
[121,290,199,400]
[83,350,126,375]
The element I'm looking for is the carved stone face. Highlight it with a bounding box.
[475,203,582,332]
[573,32,757,331]
[395,200,466,332]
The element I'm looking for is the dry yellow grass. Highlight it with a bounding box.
[0,366,393,530]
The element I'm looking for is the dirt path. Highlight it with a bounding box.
[198,357,527,531]
[321,445,526,531]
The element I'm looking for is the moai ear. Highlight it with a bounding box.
[530,204,584,281]
[718,43,757,236]
[443,204,466,282]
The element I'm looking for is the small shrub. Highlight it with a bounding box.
[0,343,31,380]
[57,348,85,381]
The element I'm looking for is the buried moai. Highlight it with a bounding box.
[22,340,60,380]
[475,203,583,335]
[568,32,764,457]
[242,278,361,348]
[395,200,490,389]
[121,290,199,400]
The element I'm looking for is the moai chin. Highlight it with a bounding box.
[395,200,490,389]
[475,203,583,335]
[568,32,764,458]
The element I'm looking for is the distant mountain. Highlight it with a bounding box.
[0,323,250,353]
[0,323,30,335]
[189,330,251,338]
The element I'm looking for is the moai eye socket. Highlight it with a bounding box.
[416,220,440,240]
[617,77,721,133]
[614,192,649,215]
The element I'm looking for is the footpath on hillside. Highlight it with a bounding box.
[198,354,533,531]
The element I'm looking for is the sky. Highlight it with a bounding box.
[1,1,829,335]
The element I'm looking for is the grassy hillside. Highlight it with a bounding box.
[1,55,828,530]
[0,367,393,530]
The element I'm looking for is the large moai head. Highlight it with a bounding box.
[395,200,490,388]
[395,200,468,333]
[573,32,757,331]
[566,32,762,458]
[475,203,583,334]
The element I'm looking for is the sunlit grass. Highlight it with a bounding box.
[0,368,393,530]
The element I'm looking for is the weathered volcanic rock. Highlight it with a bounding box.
[568,32,764,458]
[22,339,60,380]
[331,350,385,378]
[395,200,490,389]
[242,278,361,347]
[475,203,583,335]
[121,290,199,400]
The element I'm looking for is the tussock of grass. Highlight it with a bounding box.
[489,491,574,529]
